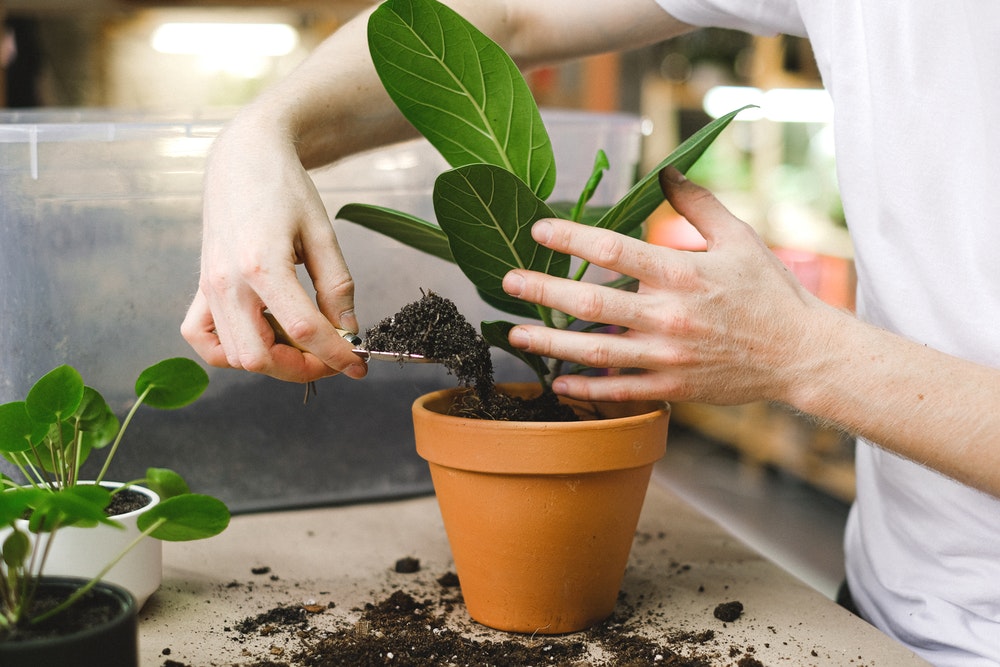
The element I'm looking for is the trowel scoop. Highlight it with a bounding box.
[264,312,440,363]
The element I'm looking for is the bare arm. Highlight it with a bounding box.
[181,0,691,382]
[502,170,1000,497]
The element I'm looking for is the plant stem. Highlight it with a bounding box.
[571,260,591,282]
[95,385,152,484]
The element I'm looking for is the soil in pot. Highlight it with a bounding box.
[106,487,152,516]
[0,578,138,667]
[364,290,576,421]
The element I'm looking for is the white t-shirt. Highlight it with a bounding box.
[655,2,1000,665]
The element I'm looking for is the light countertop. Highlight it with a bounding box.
[139,477,928,666]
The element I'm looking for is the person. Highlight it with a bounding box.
[181,1,1000,665]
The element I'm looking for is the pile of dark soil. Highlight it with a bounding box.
[364,290,576,422]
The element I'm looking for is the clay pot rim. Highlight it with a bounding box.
[413,382,670,475]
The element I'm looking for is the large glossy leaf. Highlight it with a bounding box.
[434,163,567,318]
[594,105,754,235]
[336,203,453,263]
[368,0,556,198]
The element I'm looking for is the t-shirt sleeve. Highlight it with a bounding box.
[653,0,807,38]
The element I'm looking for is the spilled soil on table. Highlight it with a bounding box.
[159,556,760,667]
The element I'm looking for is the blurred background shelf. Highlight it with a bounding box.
[671,401,856,503]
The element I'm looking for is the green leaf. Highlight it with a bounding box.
[481,321,550,379]
[3,528,31,569]
[25,365,84,425]
[434,164,568,319]
[136,358,209,410]
[0,402,43,454]
[29,486,118,532]
[336,203,454,263]
[74,387,119,451]
[144,467,190,500]
[138,494,230,542]
[0,488,43,525]
[368,0,556,198]
[594,105,753,236]
[569,149,610,222]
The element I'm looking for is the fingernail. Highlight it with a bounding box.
[508,326,529,348]
[532,219,553,244]
[344,363,367,380]
[339,309,359,333]
[502,271,526,297]
[663,166,686,183]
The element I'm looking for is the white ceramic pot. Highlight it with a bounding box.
[7,482,162,609]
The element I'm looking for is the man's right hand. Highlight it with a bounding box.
[180,118,367,383]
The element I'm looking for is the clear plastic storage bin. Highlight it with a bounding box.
[0,109,641,512]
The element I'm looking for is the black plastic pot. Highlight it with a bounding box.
[0,577,138,667]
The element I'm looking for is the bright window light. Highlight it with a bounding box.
[151,22,298,58]
[704,86,833,124]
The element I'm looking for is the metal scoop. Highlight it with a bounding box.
[264,312,440,363]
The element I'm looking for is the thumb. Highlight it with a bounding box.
[658,167,741,247]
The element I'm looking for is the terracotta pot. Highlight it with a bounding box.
[0,577,138,667]
[413,382,670,634]
[3,482,162,608]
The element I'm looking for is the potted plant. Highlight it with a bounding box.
[0,478,229,666]
[0,358,229,664]
[335,0,749,634]
[0,358,222,608]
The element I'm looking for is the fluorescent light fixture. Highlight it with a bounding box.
[704,86,833,124]
[151,22,298,58]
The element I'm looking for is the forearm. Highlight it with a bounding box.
[787,307,1000,496]
[218,0,689,170]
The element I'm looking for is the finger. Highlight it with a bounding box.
[503,267,673,335]
[530,218,686,286]
[252,281,368,380]
[299,208,359,335]
[506,322,683,377]
[551,372,687,404]
[658,167,745,247]
[181,290,231,369]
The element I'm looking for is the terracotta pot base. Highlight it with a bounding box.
[414,383,670,634]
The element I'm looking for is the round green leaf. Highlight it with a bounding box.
[144,467,191,500]
[135,358,209,409]
[25,365,84,425]
[0,402,42,453]
[0,488,43,525]
[138,494,230,542]
[3,528,31,568]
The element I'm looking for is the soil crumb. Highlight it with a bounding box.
[713,601,744,623]
[364,290,576,422]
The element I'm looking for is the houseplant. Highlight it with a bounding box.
[0,358,228,610]
[336,0,748,634]
[0,358,230,664]
[0,482,229,666]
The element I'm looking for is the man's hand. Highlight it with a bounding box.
[181,120,368,383]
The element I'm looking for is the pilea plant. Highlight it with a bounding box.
[338,0,750,391]
[0,358,230,635]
